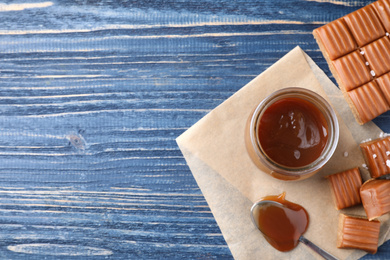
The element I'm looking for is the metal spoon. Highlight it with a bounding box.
[250,200,338,260]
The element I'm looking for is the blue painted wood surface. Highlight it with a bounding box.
[0,0,389,259]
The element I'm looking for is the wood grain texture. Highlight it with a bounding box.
[0,0,389,259]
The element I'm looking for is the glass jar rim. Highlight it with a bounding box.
[249,87,339,176]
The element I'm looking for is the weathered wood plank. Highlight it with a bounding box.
[0,0,388,259]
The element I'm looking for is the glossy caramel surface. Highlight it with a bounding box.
[360,136,390,178]
[338,214,380,254]
[314,19,357,60]
[258,97,328,167]
[256,193,309,252]
[348,81,390,123]
[327,167,362,210]
[361,179,390,220]
[314,0,390,124]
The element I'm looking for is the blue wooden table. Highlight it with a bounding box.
[1,0,389,259]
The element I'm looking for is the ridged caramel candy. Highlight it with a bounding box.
[360,136,390,178]
[313,19,357,60]
[362,37,390,77]
[313,0,390,124]
[344,5,385,46]
[376,72,390,104]
[373,0,390,32]
[326,168,362,210]
[360,179,390,220]
[337,214,380,254]
[347,81,390,124]
[331,51,372,91]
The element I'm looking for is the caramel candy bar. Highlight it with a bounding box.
[326,168,362,210]
[337,214,380,254]
[361,179,390,220]
[313,0,390,124]
[360,135,390,178]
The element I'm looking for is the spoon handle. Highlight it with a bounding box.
[299,236,338,260]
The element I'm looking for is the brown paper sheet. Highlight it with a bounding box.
[176,46,390,260]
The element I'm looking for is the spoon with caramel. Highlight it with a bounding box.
[250,193,337,260]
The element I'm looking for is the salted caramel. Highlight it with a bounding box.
[337,214,380,254]
[361,179,390,220]
[313,0,390,124]
[362,37,390,77]
[326,167,362,210]
[360,136,390,178]
[331,51,372,92]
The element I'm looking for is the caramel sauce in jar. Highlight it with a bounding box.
[254,193,309,252]
[258,97,329,167]
[246,88,339,181]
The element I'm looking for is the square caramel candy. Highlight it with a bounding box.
[347,81,390,124]
[373,0,390,32]
[337,214,380,254]
[313,18,357,60]
[376,72,390,103]
[313,0,390,124]
[331,51,372,92]
[360,135,390,178]
[361,179,390,220]
[326,168,362,210]
[343,4,385,47]
[362,37,390,77]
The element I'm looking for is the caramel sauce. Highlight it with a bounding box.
[256,193,309,252]
[258,97,328,167]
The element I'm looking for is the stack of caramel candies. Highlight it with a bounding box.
[326,136,390,254]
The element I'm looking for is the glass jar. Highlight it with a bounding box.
[245,87,339,181]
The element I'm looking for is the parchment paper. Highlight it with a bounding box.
[176,46,390,260]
